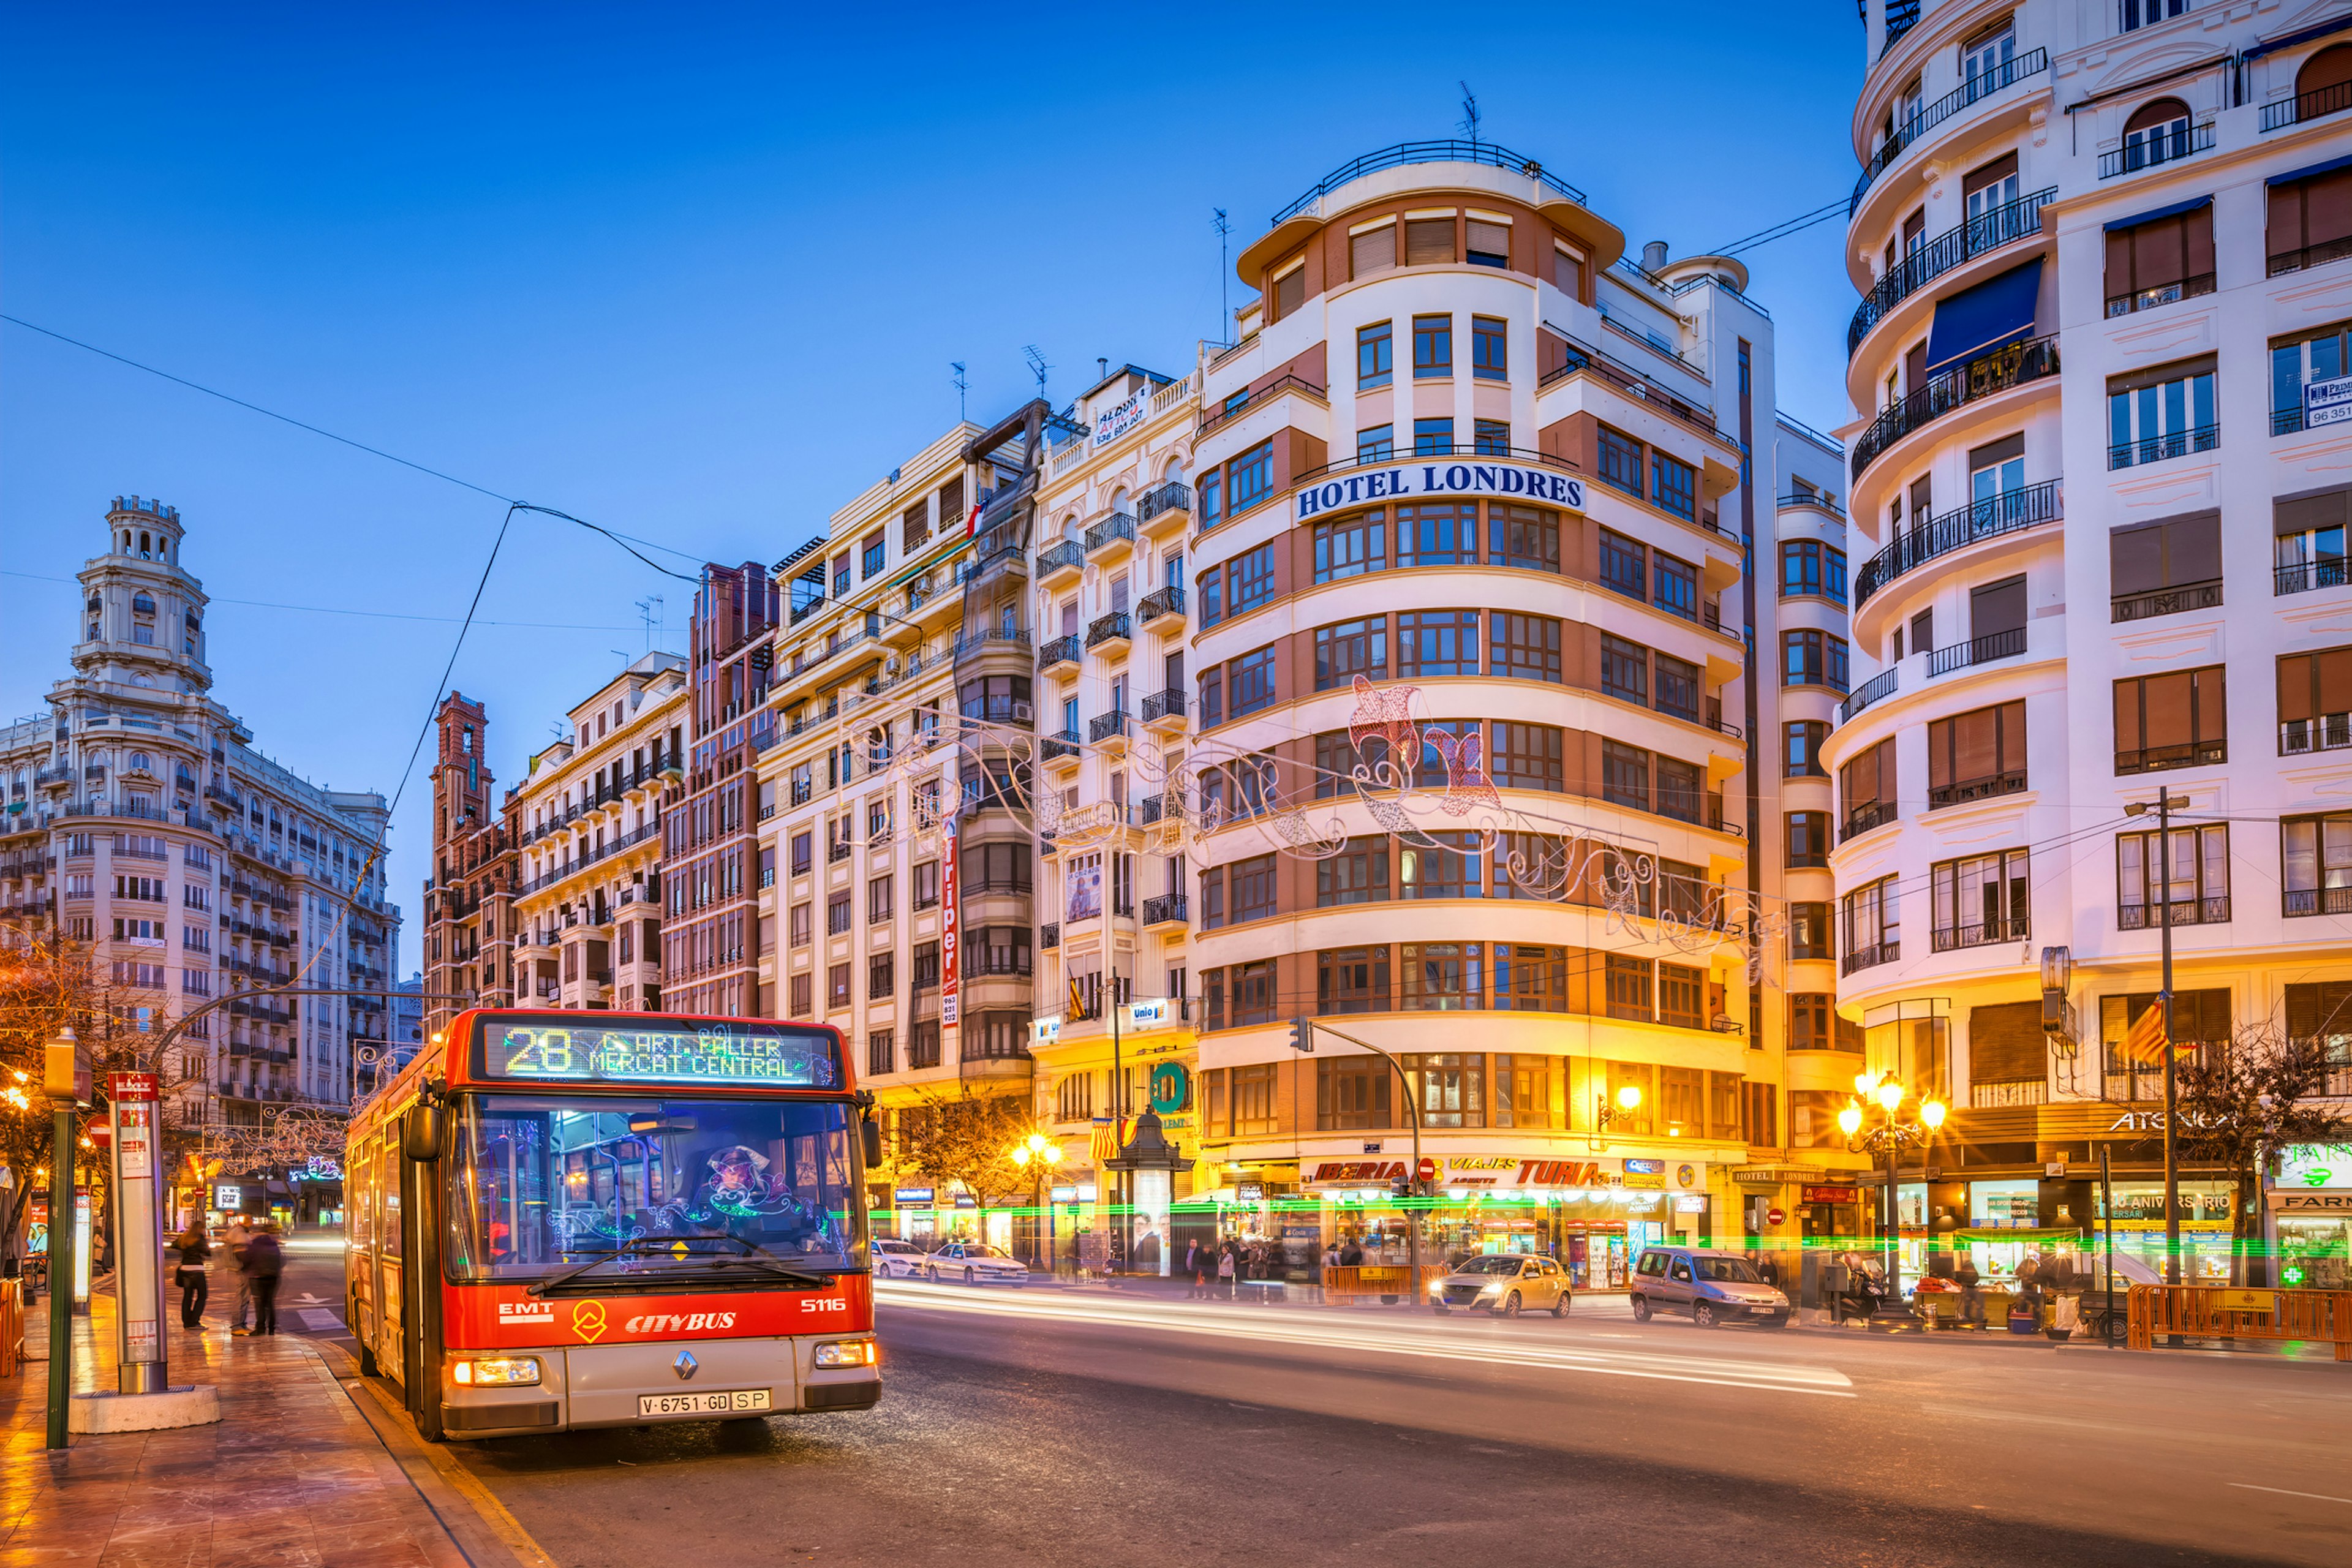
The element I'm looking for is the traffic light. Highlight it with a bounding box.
[1287,1017,1314,1054]
[1390,1177,1411,1202]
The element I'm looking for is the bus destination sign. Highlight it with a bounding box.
[477,1020,841,1088]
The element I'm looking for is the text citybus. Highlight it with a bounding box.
[345,1009,880,1440]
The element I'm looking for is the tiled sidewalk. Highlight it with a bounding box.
[0,1292,477,1568]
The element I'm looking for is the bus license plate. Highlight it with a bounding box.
[638,1389,773,1418]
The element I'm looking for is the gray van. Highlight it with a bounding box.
[1630,1246,1791,1329]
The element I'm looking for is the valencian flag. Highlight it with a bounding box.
[2122,1001,2170,1065]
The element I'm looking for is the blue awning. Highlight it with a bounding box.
[2244,13,2352,61]
[2270,153,2352,187]
[2105,194,2212,232]
[1925,258,2043,375]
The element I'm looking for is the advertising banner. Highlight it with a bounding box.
[940,816,960,1028]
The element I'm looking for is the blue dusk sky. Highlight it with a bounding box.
[0,3,1864,974]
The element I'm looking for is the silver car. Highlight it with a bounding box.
[922,1239,1030,1285]
[1428,1254,1571,1317]
[1630,1246,1790,1329]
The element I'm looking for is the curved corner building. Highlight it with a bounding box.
[1833,1,2352,1284]
[1167,141,1843,1287]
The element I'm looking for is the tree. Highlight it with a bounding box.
[894,1084,1042,1218]
[2173,1022,2352,1286]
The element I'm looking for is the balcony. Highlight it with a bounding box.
[1971,1079,2048,1110]
[1847,187,2052,357]
[1926,626,2026,678]
[1928,769,2027,810]
[1852,48,2049,217]
[1842,941,1899,977]
[2106,270,2217,318]
[1854,479,2060,609]
[2262,78,2352,134]
[1139,793,1167,825]
[1085,612,1131,653]
[1037,634,1081,673]
[1036,540,1085,582]
[953,626,1033,660]
[1039,922,1060,950]
[2097,121,2214,181]
[1084,513,1137,559]
[1932,915,2029,954]
[1840,801,1898,844]
[1537,334,1729,449]
[2113,579,2220,623]
[1141,892,1188,930]
[1138,481,1193,535]
[1041,731,1081,769]
[2285,885,2352,918]
[1136,586,1186,630]
[1088,712,1129,751]
[1197,374,1326,438]
[2280,715,2352,756]
[827,840,852,864]
[2270,233,2352,279]
[2276,559,2350,597]
[2109,423,2218,471]
[2116,739,2226,775]
[1836,668,1897,725]
[1141,688,1185,731]
[2118,898,2230,930]
[1852,335,2059,481]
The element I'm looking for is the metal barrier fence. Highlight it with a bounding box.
[2127,1283,2352,1360]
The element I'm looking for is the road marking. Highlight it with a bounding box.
[297,1308,344,1330]
[878,1281,1854,1399]
[2230,1483,2352,1507]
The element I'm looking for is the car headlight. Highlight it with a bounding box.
[813,1340,876,1369]
[452,1357,540,1387]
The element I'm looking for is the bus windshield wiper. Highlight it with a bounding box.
[526,1239,690,1297]
[685,1232,837,1289]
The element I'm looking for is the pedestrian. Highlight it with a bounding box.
[224,1213,255,1335]
[1216,1240,1236,1301]
[1340,1235,1363,1267]
[1755,1254,1782,1291]
[174,1226,211,1329]
[1955,1256,1985,1330]
[245,1223,284,1336]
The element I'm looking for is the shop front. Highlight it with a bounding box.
[2271,1144,2352,1289]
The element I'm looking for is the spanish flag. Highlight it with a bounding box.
[2122,1002,2168,1066]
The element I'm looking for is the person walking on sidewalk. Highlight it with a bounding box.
[174,1225,211,1328]
[245,1223,284,1335]
[224,1215,255,1334]
[1216,1240,1236,1301]
[1955,1256,1985,1330]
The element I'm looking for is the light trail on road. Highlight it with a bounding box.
[875,1281,1855,1398]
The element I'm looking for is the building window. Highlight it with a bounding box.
[1226,440,1275,516]
[1473,419,1510,457]
[1316,837,1390,907]
[788,973,811,1016]
[1397,502,1476,565]
[1788,1091,1849,1150]
[1789,902,1831,960]
[867,874,894,925]
[1412,314,1452,379]
[789,903,811,948]
[1651,451,1696,521]
[1782,630,1850,692]
[1927,700,2027,806]
[1317,946,1391,1019]
[827,962,851,1010]
[1230,543,1275,616]
[1841,876,1901,971]
[1399,832,1482,899]
[2278,641,2352,753]
[1490,723,1564,793]
[2272,322,2352,436]
[2105,194,2215,317]
[1313,616,1387,691]
[1199,470,1221,531]
[1656,756,1703,824]
[1488,504,1559,572]
[1599,527,1645,599]
[1232,854,1276,924]
[1780,540,1849,602]
[1839,736,1896,840]
[1553,244,1585,298]
[1471,316,1507,380]
[2109,509,2220,620]
[1659,966,1706,1031]
[911,860,939,910]
[2266,155,2352,275]
[790,832,812,876]
[1931,849,2029,950]
[1351,224,1396,279]
[861,530,886,580]
[1396,610,1480,678]
[1787,812,1830,869]
[867,1030,895,1077]
[826,892,851,936]
[1604,955,1653,1022]
[1601,741,1650,812]
[2117,823,2230,928]
[1229,646,1276,718]
[1790,993,1843,1051]
[1597,426,1645,497]
[1271,263,1305,320]
[1401,1050,1485,1124]
[1653,550,1698,620]
[1601,635,1649,707]
[1465,219,1509,268]
[2108,356,2217,469]
[1489,614,1562,682]
[2283,813,2352,916]
[1314,510,1389,582]
[867,951,894,1000]
[2113,665,2226,773]
[1357,424,1394,463]
[1412,417,1455,456]
[1316,1052,1392,1126]
[1233,963,1277,1030]
[1404,217,1454,266]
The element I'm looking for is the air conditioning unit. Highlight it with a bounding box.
[1011,701,1033,722]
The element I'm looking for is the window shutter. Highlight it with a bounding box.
[1962,151,2019,202]
[1351,224,1395,277]
[2165,511,2221,584]
[2278,653,2315,725]
[1273,266,1305,320]
[2185,203,2215,280]
[2310,167,2352,250]
[2272,180,2305,252]
[2105,228,2134,297]
[1967,432,2024,470]
[1998,700,2026,772]
[2192,666,2226,744]
[1970,1001,2045,1082]
[2131,216,2188,292]
[1954,706,1999,781]
[1404,219,1454,265]
[1970,575,2027,638]
[2319,647,2352,715]
[1466,219,1510,260]
[2139,671,2192,747]
[2277,486,2352,537]
[2110,521,2166,596]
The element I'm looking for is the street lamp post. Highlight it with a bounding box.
[1008,1132,1063,1270]
[2124,791,2190,1287]
[1839,1071,1947,1310]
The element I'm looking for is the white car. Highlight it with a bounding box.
[871,1238,925,1279]
[922,1239,1029,1285]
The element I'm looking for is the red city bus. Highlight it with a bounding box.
[346,1008,880,1441]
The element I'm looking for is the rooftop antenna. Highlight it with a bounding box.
[1458,82,1480,146]
[1213,207,1231,337]
[635,594,664,652]
[951,361,968,424]
[1024,344,1049,398]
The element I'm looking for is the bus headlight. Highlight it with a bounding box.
[812,1340,876,1369]
[452,1357,541,1387]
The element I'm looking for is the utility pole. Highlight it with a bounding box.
[1292,1019,1425,1303]
[1213,209,1231,341]
[43,1027,82,1449]
[2127,790,2189,1286]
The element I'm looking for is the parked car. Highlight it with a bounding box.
[1630,1246,1790,1329]
[870,1238,925,1279]
[923,1239,1029,1285]
[1428,1253,1570,1317]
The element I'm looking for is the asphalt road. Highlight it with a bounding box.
[398,1276,2352,1568]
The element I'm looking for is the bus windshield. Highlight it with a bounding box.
[445,1093,864,1283]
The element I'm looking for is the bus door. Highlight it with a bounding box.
[377,1129,406,1387]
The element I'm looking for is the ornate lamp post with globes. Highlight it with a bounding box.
[1839,1070,1947,1310]
[1008,1132,1063,1270]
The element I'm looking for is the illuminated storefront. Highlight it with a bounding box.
[2271,1144,2352,1290]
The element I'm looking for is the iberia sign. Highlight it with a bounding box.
[1294,461,1585,522]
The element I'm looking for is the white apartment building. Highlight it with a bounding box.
[1834,0,2352,1283]
[0,497,400,1123]
[510,651,688,1011]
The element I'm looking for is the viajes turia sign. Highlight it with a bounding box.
[1294,461,1585,522]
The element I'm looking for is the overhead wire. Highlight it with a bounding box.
[1711,198,1850,258]
[0,569,646,632]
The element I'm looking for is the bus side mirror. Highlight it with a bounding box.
[861,1117,882,1170]
[402,1103,447,1163]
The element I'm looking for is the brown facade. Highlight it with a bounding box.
[422,691,517,1044]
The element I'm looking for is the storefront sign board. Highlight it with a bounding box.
[1803,1185,1860,1204]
